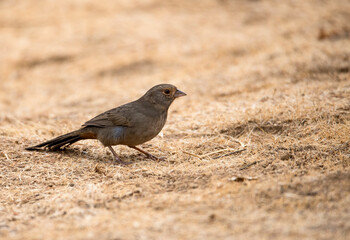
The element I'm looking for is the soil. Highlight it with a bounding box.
[0,0,349,239]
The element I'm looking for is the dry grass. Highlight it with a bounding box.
[0,0,350,239]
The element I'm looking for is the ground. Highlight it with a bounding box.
[0,0,349,239]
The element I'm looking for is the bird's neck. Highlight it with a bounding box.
[136,97,169,116]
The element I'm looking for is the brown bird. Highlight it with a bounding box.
[25,84,186,164]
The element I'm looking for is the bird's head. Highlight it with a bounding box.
[141,84,186,111]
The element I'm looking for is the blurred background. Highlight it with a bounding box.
[1,0,348,119]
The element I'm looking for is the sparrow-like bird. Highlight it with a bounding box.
[25,84,186,164]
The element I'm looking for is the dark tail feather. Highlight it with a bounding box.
[25,130,83,151]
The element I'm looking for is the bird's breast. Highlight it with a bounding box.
[121,111,167,146]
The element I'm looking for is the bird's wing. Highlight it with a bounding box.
[82,107,132,128]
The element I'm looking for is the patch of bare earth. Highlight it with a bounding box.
[0,0,349,239]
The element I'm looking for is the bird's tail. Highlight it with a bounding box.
[25,129,87,151]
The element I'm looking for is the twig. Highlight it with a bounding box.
[184,148,246,160]
[239,160,261,170]
[183,151,203,159]
[201,148,233,157]
[3,152,10,161]
[228,176,259,182]
[212,148,246,159]
[222,134,246,148]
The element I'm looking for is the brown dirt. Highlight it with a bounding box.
[0,0,349,239]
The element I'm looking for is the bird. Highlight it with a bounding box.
[25,84,186,164]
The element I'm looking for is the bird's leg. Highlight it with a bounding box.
[108,146,132,165]
[128,146,164,161]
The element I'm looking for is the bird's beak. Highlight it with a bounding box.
[174,89,187,98]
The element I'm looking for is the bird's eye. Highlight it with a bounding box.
[163,89,171,95]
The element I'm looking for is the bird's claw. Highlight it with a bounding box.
[146,154,165,161]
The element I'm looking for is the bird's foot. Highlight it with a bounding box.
[146,153,165,161]
[128,146,165,161]
[108,146,133,165]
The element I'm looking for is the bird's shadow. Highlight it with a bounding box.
[31,147,147,165]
